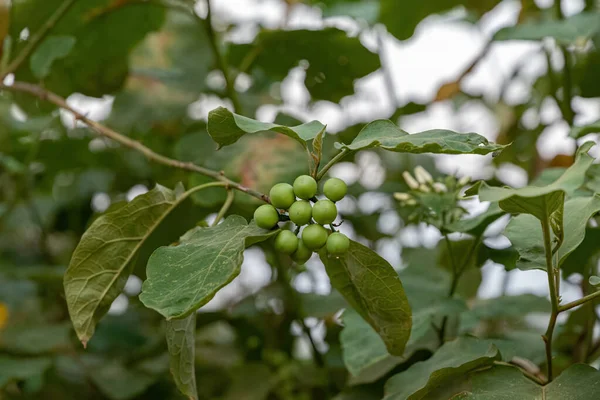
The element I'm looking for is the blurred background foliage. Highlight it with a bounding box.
[1,0,600,399]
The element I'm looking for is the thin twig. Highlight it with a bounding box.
[493,361,546,385]
[558,290,600,313]
[212,189,234,226]
[316,149,350,181]
[203,0,243,114]
[0,81,269,203]
[1,0,77,80]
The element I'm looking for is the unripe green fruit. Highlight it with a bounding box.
[302,224,328,250]
[323,178,347,202]
[288,200,312,226]
[326,232,350,255]
[292,239,312,264]
[254,204,279,229]
[274,230,299,254]
[312,199,337,225]
[293,175,318,200]
[270,183,295,209]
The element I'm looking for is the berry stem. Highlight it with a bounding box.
[316,149,351,181]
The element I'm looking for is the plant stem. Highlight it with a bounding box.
[493,361,546,386]
[438,235,479,344]
[203,0,243,114]
[212,190,234,226]
[275,255,326,369]
[0,0,77,80]
[541,219,559,382]
[316,149,350,181]
[558,290,600,313]
[0,81,269,203]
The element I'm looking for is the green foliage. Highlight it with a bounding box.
[139,216,277,319]
[4,1,600,399]
[321,240,412,356]
[337,120,505,154]
[384,337,500,400]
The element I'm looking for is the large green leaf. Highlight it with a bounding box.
[90,361,156,400]
[64,184,214,345]
[494,12,600,45]
[457,364,600,399]
[380,0,501,41]
[108,11,214,133]
[505,195,600,271]
[446,203,505,236]
[472,141,595,240]
[139,215,278,319]
[207,106,325,149]
[0,356,52,388]
[320,240,412,356]
[562,228,600,277]
[0,323,71,354]
[465,295,550,322]
[228,28,380,102]
[29,35,76,79]
[336,120,504,154]
[340,309,403,378]
[383,337,500,400]
[9,0,164,98]
[166,314,197,400]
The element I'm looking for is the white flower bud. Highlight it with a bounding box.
[402,171,420,189]
[432,182,447,193]
[394,192,412,201]
[458,176,471,186]
[414,166,433,184]
[405,199,417,206]
[419,184,431,193]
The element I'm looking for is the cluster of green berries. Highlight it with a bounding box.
[254,175,350,262]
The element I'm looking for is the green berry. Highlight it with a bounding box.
[323,178,347,202]
[302,224,328,250]
[254,204,279,229]
[288,200,312,226]
[292,239,312,264]
[293,175,318,200]
[326,232,350,255]
[312,199,337,225]
[270,183,295,209]
[274,230,299,254]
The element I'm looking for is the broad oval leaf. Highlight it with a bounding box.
[207,106,325,149]
[139,215,278,319]
[30,35,76,79]
[505,195,600,271]
[457,363,600,399]
[320,240,412,356]
[494,12,600,45]
[471,141,595,241]
[473,141,594,209]
[446,202,505,236]
[0,356,52,388]
[64,184,209,345]
[227,27,381,103]
[383,337,500,400]
[166,314,197,400]
[335,120,505,154]
[9,0,165,98]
